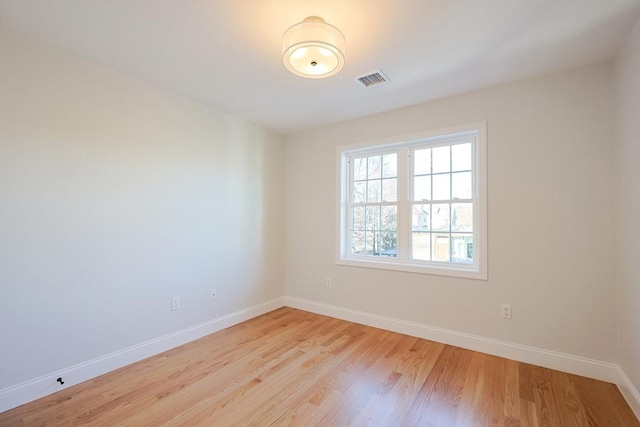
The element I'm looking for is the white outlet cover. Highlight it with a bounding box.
[501,304,511,319]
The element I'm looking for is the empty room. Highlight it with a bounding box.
[0,1,639,425]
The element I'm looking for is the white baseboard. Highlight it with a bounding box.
[0,297,284,413]
[617,366,640,420]
[284,297,621,382]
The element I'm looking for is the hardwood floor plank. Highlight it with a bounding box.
[551,369,588,426]
[484,354,508,426]
[1,307,637,427]
[521,398,540,427]
[503,358,521,422]
[531,365,562,427]
[456,351,488,427]
[401,345,474,426]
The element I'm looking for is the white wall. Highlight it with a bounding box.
[0,32,285,390]
[613,18,640,401]
[285,62,616,363]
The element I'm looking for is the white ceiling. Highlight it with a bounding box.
[1,1,639,135]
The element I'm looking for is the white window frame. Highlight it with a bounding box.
[336,122,487,280]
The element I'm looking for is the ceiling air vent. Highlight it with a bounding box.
[355,70,390,88]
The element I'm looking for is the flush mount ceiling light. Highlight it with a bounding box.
[282,16,345,79]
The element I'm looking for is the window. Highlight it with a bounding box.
[337,122,487,279]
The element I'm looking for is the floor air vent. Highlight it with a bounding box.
[355,70,390,88]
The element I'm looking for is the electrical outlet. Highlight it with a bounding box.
[325,278,332,289]
[210,288,217,301]
[501,304,512,319]
[171,297,180,311]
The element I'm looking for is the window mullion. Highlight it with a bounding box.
[449,145,453,261]
[345,156,354,257]
[396,147,410,261]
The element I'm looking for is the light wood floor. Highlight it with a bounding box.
[1,308,637,426]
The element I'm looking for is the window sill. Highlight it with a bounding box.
[336,257,487,280]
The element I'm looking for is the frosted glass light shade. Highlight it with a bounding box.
[282,16,345,79]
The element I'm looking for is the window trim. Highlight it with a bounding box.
[336,122,487,280]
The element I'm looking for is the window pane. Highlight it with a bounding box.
[353,181,366,203]
[432,204,450,231]
[381,206,397,232]
[365,232,374,255]
[379,232,397,256]
[452,203,473,232]
[432,174,450,200]
[451,234,473,263]
[414,175,431,201]
[351,231,365,255]
[352,206,365,231]
[383,154,397,178]
[412,204,430,231]
[353,157,367,180]
[452,171,472,200]
[414,148,431,175]
[432,146,450,173]
[432,234,450,262]
[367,179,381,203]
[373,232,382,255]
[412,232,431,260]
[365,206,380,231]
[452,143,472,171]
[368,156,382,179]
[382,178,397,202]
